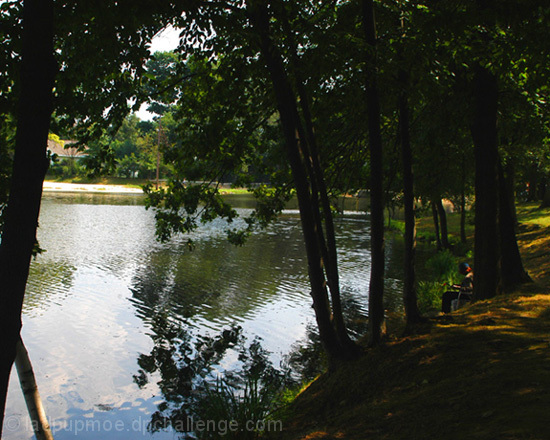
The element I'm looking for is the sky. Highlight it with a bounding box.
[135,26,181,121]
[147,25,181,54]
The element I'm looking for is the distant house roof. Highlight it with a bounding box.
[47,139,88,159]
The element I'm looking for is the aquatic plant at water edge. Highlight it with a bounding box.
[133,318,292,438]
[193,376,280,440]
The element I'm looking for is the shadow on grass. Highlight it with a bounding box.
[269,293,550,440]
[267,206,550,440]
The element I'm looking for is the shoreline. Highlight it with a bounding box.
[43,181,144,195]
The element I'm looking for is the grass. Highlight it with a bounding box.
[267,203,550,440]
[44,176,253,195]
[516,203,550,228]
[218,188,251,195]
[45,175,148,189]
[195,377,277,440]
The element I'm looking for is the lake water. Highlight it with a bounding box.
[3,193,404,440]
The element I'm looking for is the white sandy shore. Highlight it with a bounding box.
[43,181,144,194]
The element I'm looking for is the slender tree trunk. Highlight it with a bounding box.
[471,64,500,300]
[435,198,450,250]
[0,0,55,431]
[460,156,467,244]
[398,64,422,327]
[498,159,531,289]
[460,191,467,243]
[278,9,356,353]
[15,339,54,440]
[362,0,385,346]
[541,177,550,208]
[527,164,538,202]
[298,100,356,353]
[502,161,519,229]
[247,3,355,363]
[431,201,442,251]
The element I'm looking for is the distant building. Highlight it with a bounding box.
[47,139,88,160]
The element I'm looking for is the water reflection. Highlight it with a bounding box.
[132,316,292,438]
[4,193,401,440]
[127,210,402,437]
[25,260,77,315]
[42,192,146,206]
[128,214,311,327]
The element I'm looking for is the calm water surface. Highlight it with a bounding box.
[3,193,403,440]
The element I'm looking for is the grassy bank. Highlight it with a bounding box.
[45,175,149,189]
[44,176,252,195]
[268,204,550,440]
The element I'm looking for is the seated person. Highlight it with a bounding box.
[441,262,474,314]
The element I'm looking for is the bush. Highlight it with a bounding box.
[48,158,86,178]
[417,281,444,312]
[417,250,464,313]
[451,240,473,258]
[425,249,457,281]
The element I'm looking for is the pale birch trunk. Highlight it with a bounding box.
[15,339,54,440]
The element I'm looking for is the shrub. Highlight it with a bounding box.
[417,281,446,312]
[417,250,464,313]
[425,249,457,282]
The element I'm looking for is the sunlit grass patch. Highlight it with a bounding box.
[516,203,550,227]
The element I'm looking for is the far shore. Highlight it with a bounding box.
[41,180,252,195]
[43,180,144,195]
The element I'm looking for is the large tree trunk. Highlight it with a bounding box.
[398,65,422,327]
[0,0,55,431]
[0,0,56,431]
[471,65,500,300]
[362,0,385,346]
[498,159,531,289]
[247,3,356,364]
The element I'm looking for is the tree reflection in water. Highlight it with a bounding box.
[133,315,294,438]
[127,211,374,438]
[285,293,368,382]
[133,291,369,438]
